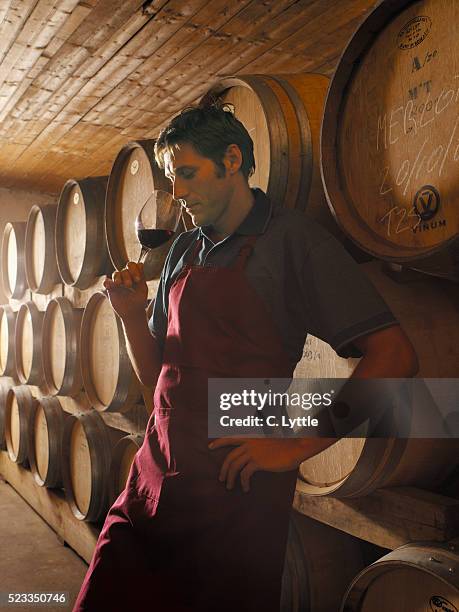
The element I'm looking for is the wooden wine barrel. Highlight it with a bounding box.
[0,385,9,450]
[341,541,459,611]
[4,385,37,464]
[294,259,459,497]
[281,511,373,612]
[28,397,68,487]
[14,301,44,386]
[321,0,459,281]
[1,222,27,299]
[0,305,17,377]
[24,204,60,294]
[61,411,122,521]
[80,291,141,412]
[297,436,459,498]
[109,433,144,504]
[203,74,329,213]
[42,297,83,396]
[15,302,44,383]
[105,139,183,280]
[56,176,113,290]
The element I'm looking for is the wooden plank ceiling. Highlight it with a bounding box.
[0,0,379,194]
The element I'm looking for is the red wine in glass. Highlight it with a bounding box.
[137,228,175,249]
[135,190,181,263]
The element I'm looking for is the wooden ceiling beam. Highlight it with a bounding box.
[0,1,38,64]
[4,0,149,124]
[0,1,153,179]
[0,0,81,116]
[241,0,377,74]
[0,1,14,28]
[3,2,332,189]
[0,0,380,192]
[37,0,210,118]
[79,0,307,141]
[0,0,229,182]
[135,0,324,121]
[79,0,255,125]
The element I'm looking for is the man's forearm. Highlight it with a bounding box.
[351,324,419,379]
[121,311,162,388]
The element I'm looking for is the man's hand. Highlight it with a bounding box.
[103,262,148,321]
[102,261,161,388]
[208,437,335,493]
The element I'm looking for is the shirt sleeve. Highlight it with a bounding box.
[301,235,398,358]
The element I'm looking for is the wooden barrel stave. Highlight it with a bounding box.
[14,301,44,386]
[0,384,10,450]
[0,305,17,377]
[42,297,83,396]
[80,291,141,413]
[4,385,37,465]
[25,204,60,294]
[28,396,68,488]
[1,222,28,299]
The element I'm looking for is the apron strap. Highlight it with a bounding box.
[233,235,258,270]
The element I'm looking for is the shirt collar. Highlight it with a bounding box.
[198,188,272,240]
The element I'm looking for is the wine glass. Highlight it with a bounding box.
[135,190,182,263]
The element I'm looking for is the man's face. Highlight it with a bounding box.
[163,142,233,228]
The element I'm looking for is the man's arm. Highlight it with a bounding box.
[350,324,419,379]
[121,313,162,389]
[103,261,162,389]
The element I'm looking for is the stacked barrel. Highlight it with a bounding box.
[297,0,459,609]
[0,151,173,523]
[1,0,459,606]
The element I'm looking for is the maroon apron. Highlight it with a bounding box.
[74,236,298,612]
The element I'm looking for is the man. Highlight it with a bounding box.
[74,104,418,611]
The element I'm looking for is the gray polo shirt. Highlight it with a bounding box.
[148,189,397,366]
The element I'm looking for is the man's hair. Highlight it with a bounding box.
[154,100,255,179]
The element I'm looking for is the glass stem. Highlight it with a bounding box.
[137,246,149,264]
